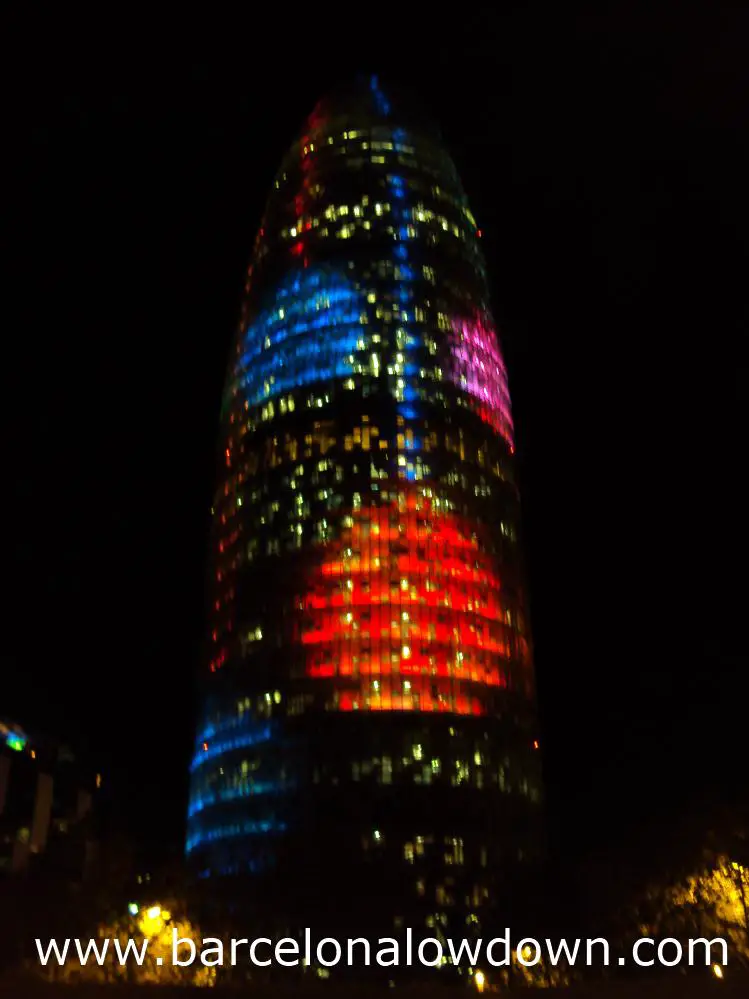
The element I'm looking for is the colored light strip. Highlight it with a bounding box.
[190,722,274,772]
[186,818,287,854]
[188,780,293,818]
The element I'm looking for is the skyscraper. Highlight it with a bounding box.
[188,79,542,939]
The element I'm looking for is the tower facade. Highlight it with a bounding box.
[188,79,542,936]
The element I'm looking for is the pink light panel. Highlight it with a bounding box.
[448,315,514,448]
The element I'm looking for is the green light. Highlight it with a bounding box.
[6,735,25,752]
[128,903,139,916]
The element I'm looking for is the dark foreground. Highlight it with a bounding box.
[0,974,746,998]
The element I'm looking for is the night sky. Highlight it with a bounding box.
[4,10,748,874]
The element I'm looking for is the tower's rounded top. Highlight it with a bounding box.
[303,75,442,140]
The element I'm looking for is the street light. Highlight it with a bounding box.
[475,969,486,992]
[139,905,168,938]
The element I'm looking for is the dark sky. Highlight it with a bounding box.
[4,9,748,870]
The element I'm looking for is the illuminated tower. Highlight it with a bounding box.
[188,79,542,937]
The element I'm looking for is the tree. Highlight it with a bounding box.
[472,948,572,991]
[641,855,749,970]
[36,898,215,987]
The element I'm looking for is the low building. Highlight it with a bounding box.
[0,716,100,878]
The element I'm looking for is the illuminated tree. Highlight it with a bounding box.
[472,949,572,991]
[643,856,749,969]
[37,900,215,987]
[511,950,572,989]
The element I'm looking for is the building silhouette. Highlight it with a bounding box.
[0,716,99,879]
[188,78,542,941]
